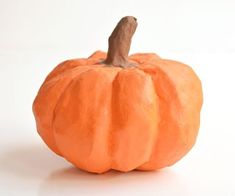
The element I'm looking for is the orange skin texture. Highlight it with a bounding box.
[33,51,203,173]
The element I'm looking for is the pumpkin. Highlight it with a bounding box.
[33,16,203,173]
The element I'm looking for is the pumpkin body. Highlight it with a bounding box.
[33,51,203,173]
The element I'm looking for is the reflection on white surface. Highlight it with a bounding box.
[1,143,188,196]
[39,166,187,196]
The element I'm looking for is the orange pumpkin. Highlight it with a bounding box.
[33,16,203,173]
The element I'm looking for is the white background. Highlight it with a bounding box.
[1,0,235,195]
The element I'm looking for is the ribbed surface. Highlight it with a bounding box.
[33,51,203,173]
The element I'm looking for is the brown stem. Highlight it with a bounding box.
[104,16,137,68]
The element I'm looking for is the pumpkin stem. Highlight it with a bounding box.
[104,16,137,68]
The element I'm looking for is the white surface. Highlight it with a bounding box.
[1,0,235,195]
